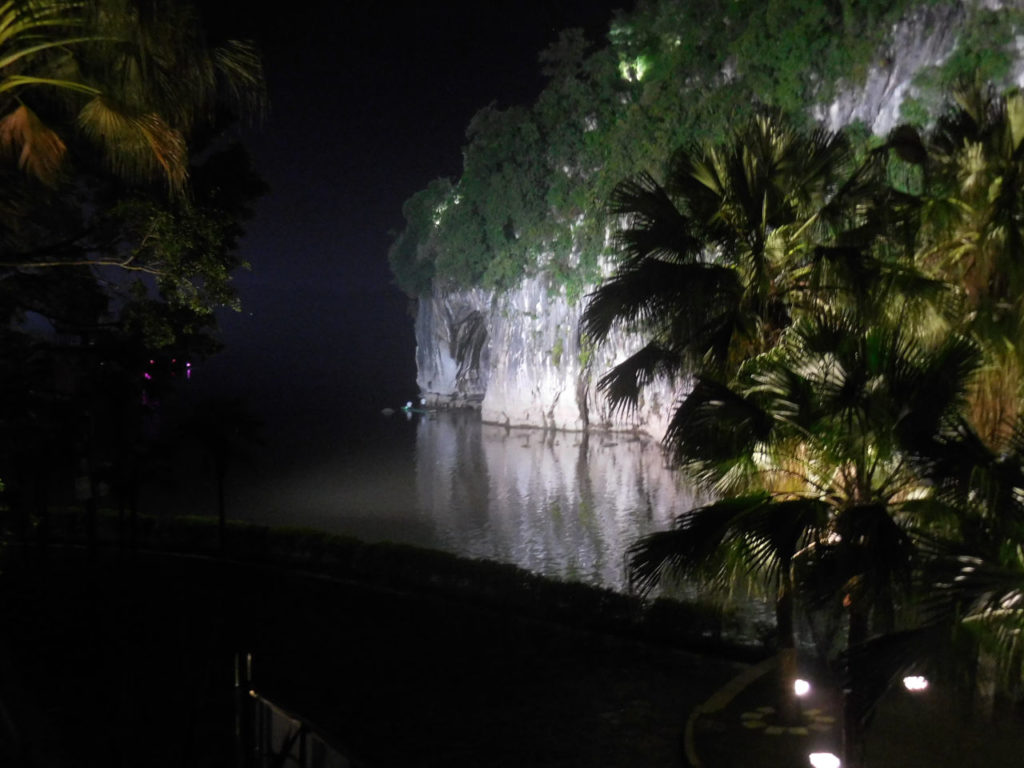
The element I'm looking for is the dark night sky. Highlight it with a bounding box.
[194,1,626,448]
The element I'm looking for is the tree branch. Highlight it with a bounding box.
[0,258,164,276]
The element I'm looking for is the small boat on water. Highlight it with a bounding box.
[382,400,429,417]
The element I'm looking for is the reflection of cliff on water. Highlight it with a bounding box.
[158,406,700,593]
[415,411,699,591]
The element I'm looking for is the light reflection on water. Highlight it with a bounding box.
[210,410,699,592]
[414,411,698,590]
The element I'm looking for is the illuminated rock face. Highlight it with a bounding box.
[812,3,964,135]
[816,1,1024,135]
[414,1,1023,437]
[415,272,677,437]
[414,287,491,407]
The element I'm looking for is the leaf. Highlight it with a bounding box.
[77,97,187,192]
[0,103,65,184]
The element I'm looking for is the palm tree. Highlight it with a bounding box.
[0,0,264,194]
[629,310,981,747]
[629,493,828,724]
[910,85,1024,450]
[0,0,265,314]
[580,110,862,412]
[0,1,264,546]
[584,111,947,740]
[0,0,98,183]
[893,413,1024,712]
[587,90,1024,767]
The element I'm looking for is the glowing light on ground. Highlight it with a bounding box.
[903,675,928,691]
[809,752,840,768]
[794,678,811,697]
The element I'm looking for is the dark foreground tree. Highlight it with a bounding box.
[586,101,1024,765]
[0,0,265,530]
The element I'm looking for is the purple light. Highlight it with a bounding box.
[144,372,152,380]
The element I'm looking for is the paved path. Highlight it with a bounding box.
[686,645,1024,768]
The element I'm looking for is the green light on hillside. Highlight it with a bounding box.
[618,55,649,82]
[432,201,448,228]
[432,194,462,228]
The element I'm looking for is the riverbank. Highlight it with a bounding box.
[11,509,763,657]
[2,519,1021,766]
[0,533,748,767]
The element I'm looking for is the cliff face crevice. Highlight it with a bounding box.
[413,1,1023,439]
[415,289,491,405]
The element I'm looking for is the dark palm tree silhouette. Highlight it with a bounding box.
[581,111,863,413]
[583,85,1024,768]
[630,309,981,743]
[584,110,934,730]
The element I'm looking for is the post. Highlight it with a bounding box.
[234,652,254,768]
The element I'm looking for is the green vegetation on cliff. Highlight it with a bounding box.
[389,0,1024,298]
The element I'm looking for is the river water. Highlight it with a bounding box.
[177,409,700,592]
[413,411,700,589]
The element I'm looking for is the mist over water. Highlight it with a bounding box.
[158,408,698,592]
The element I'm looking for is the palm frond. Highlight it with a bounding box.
[926,553,1024,621]
[628,494,828,597]
[0,0,85,62]
[595,341,680,415]
[0,102,64,184]
[664,376,773,468]
[627,492,771,595]
[214,38,266,121]
[77,96,187,191]
[580,257,740,345]
[608,171,704,264]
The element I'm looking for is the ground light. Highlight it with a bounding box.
[809,752,841,768]
[903,675,929,692]
[794,678,811,697]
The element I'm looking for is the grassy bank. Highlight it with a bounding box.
[12,507,767,661]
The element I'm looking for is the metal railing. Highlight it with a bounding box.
[235,653,358,768]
